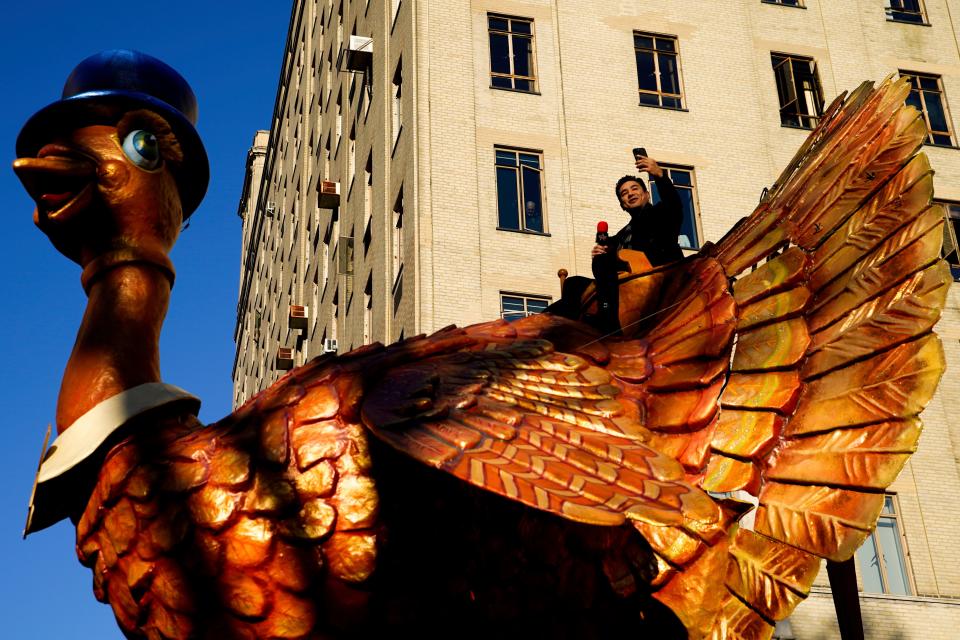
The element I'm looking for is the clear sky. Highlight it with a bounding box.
[0,2,290,636]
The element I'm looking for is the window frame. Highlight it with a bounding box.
[494,146,548,234]
[652,164,702,251]
[934,199,960,280]
[886,0,928,25]
[854,494,916,596]
[761,0,804,7]
[487,14,538,93]
[771,52,825,129]
[901,70,956,148]
[633,31,686,110]
[392,58,403,149]
[500,292,551,322]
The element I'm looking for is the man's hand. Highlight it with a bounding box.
[635,155,664,179]
[592,244,608,257]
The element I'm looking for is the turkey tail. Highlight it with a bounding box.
[654,76,950,638]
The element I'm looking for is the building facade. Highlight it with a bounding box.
[233,1,960,636]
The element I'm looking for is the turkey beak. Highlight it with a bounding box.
[14,147,97,224]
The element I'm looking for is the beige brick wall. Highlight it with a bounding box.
[235,1,960,636]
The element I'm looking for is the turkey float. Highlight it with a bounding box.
[14,50,949,639]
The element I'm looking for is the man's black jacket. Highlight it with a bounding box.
[613,175,684,267]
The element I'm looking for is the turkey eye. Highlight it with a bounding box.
[121,130,161,170]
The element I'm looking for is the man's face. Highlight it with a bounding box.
[618,180,649,210]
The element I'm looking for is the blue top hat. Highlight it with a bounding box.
[16,50,209,219]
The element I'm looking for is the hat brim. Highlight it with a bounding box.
[16,90,209,219]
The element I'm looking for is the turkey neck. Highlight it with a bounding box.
[56,263,170,434]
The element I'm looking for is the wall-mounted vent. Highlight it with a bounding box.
[277,347,294,370]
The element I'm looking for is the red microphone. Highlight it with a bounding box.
[596,221,610,246]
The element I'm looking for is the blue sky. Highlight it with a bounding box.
[0,2,290,636]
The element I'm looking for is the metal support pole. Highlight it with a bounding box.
[826,558,864,640]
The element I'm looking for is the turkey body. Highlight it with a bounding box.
[20,73,952,640]
[74,337,687,639]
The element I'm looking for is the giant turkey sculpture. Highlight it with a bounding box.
[14,50,950,640]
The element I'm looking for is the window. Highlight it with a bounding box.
[348,126,356,187]
[363,275,373,344]
[936,200,960,280]
[500,293,550,321]
[651,165,701,250]
[392,188,404,285]
[855,495,913,595]
[902,71,955,147]
[634,33,684,109]
[762,0,803,6]
[495,147,544,233]
[488,15,537,92]
[886,0,927,24]
[392,59,403,145]
[771,53,824,129]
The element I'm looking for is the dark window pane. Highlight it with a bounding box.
[655,38,676,53]
[659,54,680,94]
[925,95,950,133]
[496,149,517,166]
[489,33,511,74]
[488,16,508,31]
[905,89,923,112]
[670,170,692,186]
[636,51,658,92]
[518,153,540,168]
[491,76,512,89]
[662,96,681,109]
[639,93,661,106]
[513,35,533,77]
[513,79,532,92]
[920,76,940,91]
[527,298,548,314]
[496,167,520,229]
[521,166,543,232]
[501,295,526,321]
[677,190,698,249]
[932,133,953,146]
[512,20,531,34]
[634,34,654,50]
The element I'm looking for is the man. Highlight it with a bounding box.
[594,154,684,266]
[547,154,685,331]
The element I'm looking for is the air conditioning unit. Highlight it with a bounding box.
[289,304,308,330]
[276,347,294,370]
[342,35,373,72]
[318,180,340,209]
[322,339,339,354]
[265,202,276,217]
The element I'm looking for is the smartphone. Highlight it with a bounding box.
[632,147,647,159]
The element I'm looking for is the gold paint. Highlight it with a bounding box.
[188,484,241,530]
[299,499,337,540]
[332,475,378,530]
[242,473,296,514]
[209,447,251,488]
[291,459,337,498]
[324,532,378,583]
[224,517,275,567]
[292,419,347,471]
[162,459,209,492]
